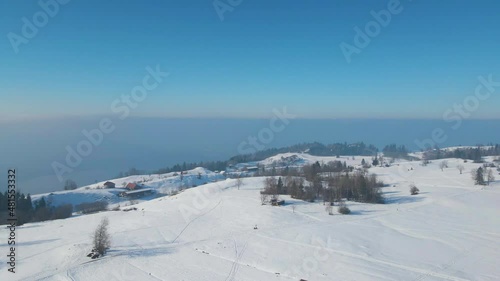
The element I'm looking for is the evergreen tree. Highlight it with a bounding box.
[277,177,284,194]
[36,197,47,210]
[474,167,485,185]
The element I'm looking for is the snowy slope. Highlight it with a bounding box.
[31,167,225,208]
[1,158,499,281]
[259,152,374,168]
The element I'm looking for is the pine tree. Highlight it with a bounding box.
[474,167,485,185]
[277,177,284,194]
[36,197,47,210]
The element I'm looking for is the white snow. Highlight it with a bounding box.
[1,156,499,280]
[30,167,225,208]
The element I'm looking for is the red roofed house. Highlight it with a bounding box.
[126,183,141,190]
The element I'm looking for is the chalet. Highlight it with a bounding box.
[119,188,153,198]
[270,198,285,206]
[126,183,141,190]
[246,166,259,172]
[103,181,116,188]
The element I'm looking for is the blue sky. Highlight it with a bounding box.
[1,0,499,120]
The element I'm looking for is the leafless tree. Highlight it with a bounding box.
[439,160,448,171]
[325,202,333,215]
[457,164,465,174]
[64,179,77,190]
[291,205,296,213]
[487,168,495,185]
[93,217,111,256]
[260,193,269,205]
[236,177,243,190]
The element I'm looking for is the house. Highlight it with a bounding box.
[103,181,115,188]
[270,198,285,206]
[246,166,259,172]
[126,183,141,190]
[119,188,153,198]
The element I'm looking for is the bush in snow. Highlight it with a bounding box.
[410,184,419,195]
[337,201,350,215]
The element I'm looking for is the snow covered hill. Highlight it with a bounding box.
[1,157,499,281]
[258,152,374,168]
[30,167,225,208]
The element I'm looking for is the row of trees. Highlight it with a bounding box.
[472,167,496,185]
[0,193,73,225]
[114,142,417,178]
[423,144,500,163]
[230,142,381,164]
[261,172,384,204]
[382,144,409,159]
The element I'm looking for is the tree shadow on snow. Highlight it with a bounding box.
[382,191,400,195]
[349,210,377,215]
[108,245,174,258]
[384,195,424,205]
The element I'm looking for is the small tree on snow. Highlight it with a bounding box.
[472,167,485,185]
[410,184,420,195]
[337,201,350,215]
[486,168,495,185]
[93,217,111,256]
[325,202,333,215]
[260,193,269,205]
[439,160,448,171]
[236,177,243,190]
[457,164,464,174]
[64,179,77,190]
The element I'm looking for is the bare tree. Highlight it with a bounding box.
[64,179,77,190]
[439,160,448,171]
[236,177,243,190]
[325,202,333,215]
[291,205,296,213]
[260,193,269,205]
[487,168,495,185]
[457,164,464,174]
[93,217,111,256]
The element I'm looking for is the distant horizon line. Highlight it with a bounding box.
[3,114,500,123]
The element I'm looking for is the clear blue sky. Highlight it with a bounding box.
[1,0,499,120]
